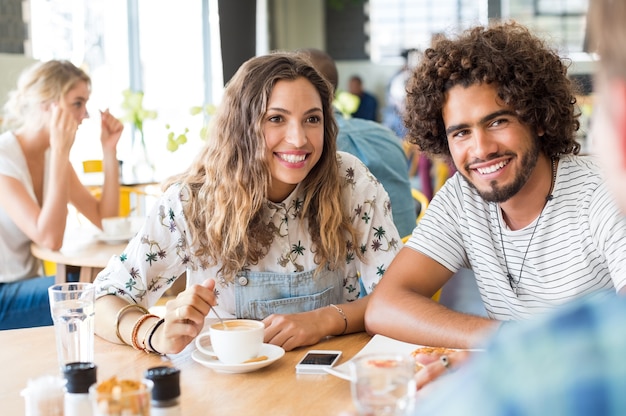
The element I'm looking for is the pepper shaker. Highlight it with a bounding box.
[63,362,97,416]
[144,366,181,416]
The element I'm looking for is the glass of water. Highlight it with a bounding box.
[350,353,417,416]
[48,283,96,369]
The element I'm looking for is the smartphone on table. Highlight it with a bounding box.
[295,350,343,374]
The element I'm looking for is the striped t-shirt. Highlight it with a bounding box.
[407,154,626,320]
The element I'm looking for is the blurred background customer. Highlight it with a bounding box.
[347,74,378,122]
[301,48,417,238]
[0,60,123,330]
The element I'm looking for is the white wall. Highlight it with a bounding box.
[269,1,399,117]
[0,53,38,109]
[270,0,325,51]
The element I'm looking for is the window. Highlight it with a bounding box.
[367,0,589,63]
[368,0,485,63]
[505,0,588,55]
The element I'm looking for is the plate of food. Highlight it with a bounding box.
[325,334,460,381]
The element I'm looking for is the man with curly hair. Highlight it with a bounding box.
[366,21,626,349]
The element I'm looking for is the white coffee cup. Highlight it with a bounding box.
[195,319,264,364]
[101,216,131,237]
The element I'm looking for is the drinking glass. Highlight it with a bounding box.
[350,353,417,416]
[48,283,95,369]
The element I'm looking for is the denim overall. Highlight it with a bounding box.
[234,267,344,320]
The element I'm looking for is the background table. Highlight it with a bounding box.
[31,229,127,283]
[31,234,126,283]
[0,325,371,415]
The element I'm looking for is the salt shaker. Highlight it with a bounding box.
[21,375,65,416]
[144,366,181,416]
[63,362,97,416]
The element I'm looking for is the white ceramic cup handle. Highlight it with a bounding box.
[195,332,217,357]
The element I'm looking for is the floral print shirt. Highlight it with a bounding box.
[94,151,402,317]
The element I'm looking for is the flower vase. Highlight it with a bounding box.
[130,133,155,183]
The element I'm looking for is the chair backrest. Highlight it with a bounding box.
[411,188,429,224]
[82,159,103,173]
[80,159,160,216]
[433,158,451,194]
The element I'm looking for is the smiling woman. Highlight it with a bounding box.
[92,51,402,358]
[263,77,324,202]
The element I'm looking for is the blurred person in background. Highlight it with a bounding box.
[301,48,417,238]
[0,60,123,330]
[348,75,378,122]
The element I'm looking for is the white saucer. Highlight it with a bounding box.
[96,232,136,245]
[192,343,285,373]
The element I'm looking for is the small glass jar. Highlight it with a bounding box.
[90,377,152,416]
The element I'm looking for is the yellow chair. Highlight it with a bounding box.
[82,159,159,216]
[403,142,421,178]
[43,259,56,277]
[433,158,451,194]
[411,188,429,224]
[41,160,109,277]
[402,188,429,243]
[82,159,104,173]
[44,160,161,277]
[403,144,452,198]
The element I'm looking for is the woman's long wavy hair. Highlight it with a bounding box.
[165,52,359,283]
[404,21,581,158]
[2,60,91,132]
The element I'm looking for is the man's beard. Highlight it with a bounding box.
[459,139,540,203]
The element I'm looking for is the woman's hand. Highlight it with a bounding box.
[100,109,124,151]
[153,278,217,354]
[49,103,78,155]
[263,311,326,351]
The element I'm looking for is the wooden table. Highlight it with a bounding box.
[0,325,371,415]
[31,225,128,283]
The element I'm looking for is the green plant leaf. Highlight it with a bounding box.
[333,91,360,118]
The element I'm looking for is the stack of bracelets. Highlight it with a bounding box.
[115,303,165,355]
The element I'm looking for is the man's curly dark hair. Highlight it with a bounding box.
[404,21,581,158]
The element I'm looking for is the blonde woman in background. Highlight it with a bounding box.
[0,60,123,330]
[94,52,401,354]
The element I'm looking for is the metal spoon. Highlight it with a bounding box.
[210,305,226,329]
